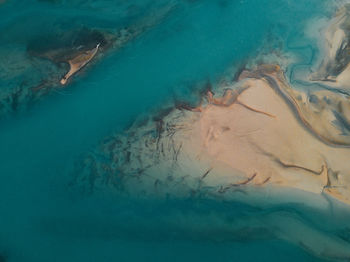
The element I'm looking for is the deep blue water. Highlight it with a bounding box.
[0,0,346,261]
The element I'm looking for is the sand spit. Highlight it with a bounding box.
[60,43,100,85]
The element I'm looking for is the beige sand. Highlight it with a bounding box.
[185,65,350,205]
[60,43,100,85]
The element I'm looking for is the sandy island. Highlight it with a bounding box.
[60,43,100,85]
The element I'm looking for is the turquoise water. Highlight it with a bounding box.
[0,0,347,261]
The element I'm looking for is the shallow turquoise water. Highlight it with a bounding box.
[0,0,346,261]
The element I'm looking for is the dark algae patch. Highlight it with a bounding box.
[27,28,109,63]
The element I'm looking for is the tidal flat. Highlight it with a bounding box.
[1,0,350,262]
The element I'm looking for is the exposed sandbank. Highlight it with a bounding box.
[75,64,350,260]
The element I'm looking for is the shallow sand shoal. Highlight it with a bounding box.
[74,64,350,261]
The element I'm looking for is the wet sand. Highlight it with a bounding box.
[81,64,350,204]
[192,65,350,204]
